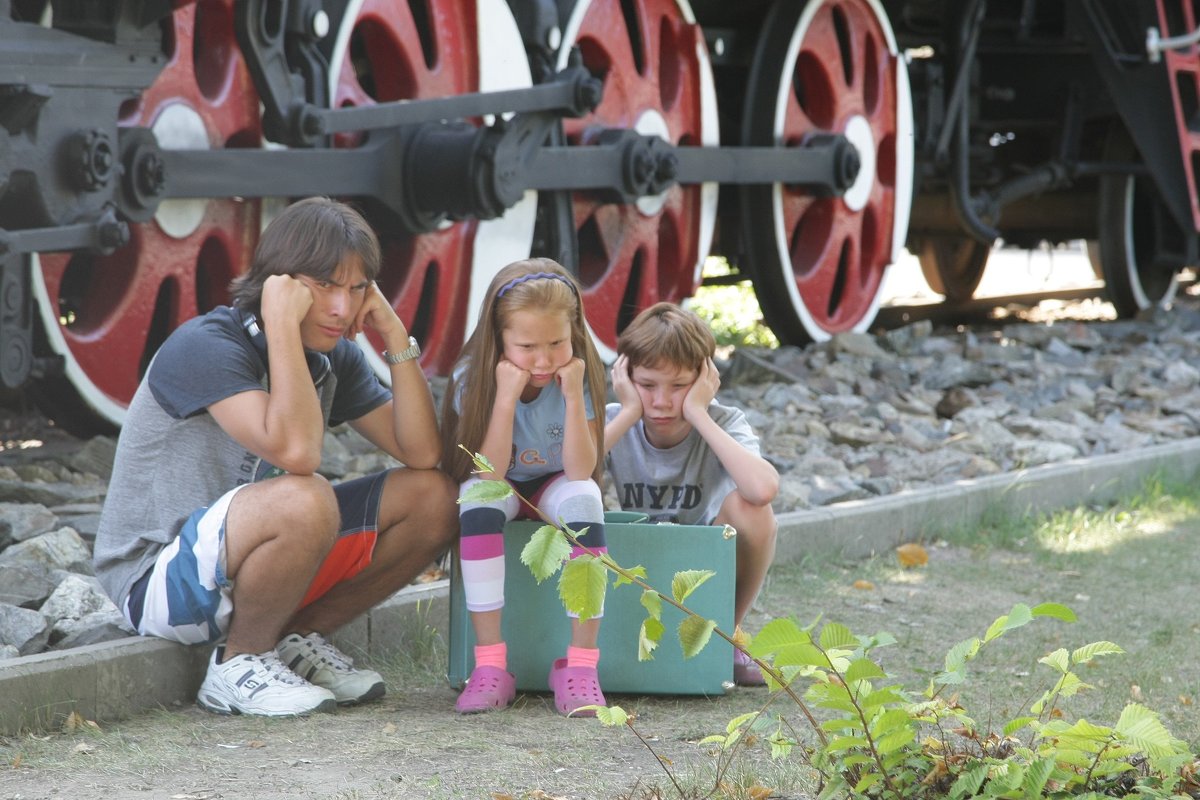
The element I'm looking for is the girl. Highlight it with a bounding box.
[441,258,609,716]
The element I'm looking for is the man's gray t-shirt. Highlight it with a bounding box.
[604,400,761,525]
[93,306,389,608]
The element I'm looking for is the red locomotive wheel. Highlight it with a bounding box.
[328,0,535,377]
[741,0,913,343]
[555,0,719,359]
[32,0,262,433]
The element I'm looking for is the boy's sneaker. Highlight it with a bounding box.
[197,647,336,716]
[276,632,386,705]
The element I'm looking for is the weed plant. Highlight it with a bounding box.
[460,452,1200,800]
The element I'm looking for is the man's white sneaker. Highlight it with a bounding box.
[276,632,386,705]
[197,647,336,717]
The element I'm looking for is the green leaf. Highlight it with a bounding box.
[984,603,1033,642]
[458,478,513,505]
[821,717,865,733]
[1021,756,1055,798]
[844,658,887,684]
[639,589,662,621]
[870,708,912,736]
[1003,716,1037,736]
[559,556,606,620]
[459,445,496,475]
[875,726,915,755]
[671,570,714,604]
[852,772,883,793]
[592,705,630,726]
[638,618,664,661]
[819,622,856,650]
[949,763,989,800]
[934,667,966,686]
[750,618,811,657]
[1031,602,1076,622]
[1071,641,1125,664]
[825,735,868,753]
[1115,703,1180,758]
[519,525,571,582]
[1039,648,1070,673]
[943,637,981,673]
[775,642,833,670]
[611,563,647,588]
[678,616,716,659]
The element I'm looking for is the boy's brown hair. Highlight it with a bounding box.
[617,302,715,371]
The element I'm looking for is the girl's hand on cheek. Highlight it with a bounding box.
[496,358,530,400]
[556,357,586,396]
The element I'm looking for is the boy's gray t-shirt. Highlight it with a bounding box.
[93,306,389,608]
[604,400,761,525]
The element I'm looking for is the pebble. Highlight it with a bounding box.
[4,297,1200,656]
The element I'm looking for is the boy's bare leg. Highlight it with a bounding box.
[286,467,458,636]
[715,492,778,629]
[222,474,340,659]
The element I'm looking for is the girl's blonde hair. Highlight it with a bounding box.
[441,258,606,483]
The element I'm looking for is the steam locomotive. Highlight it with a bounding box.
[0,0,1194,433]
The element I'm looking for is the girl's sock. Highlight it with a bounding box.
[475,642,507,671]
[566,645,600,669]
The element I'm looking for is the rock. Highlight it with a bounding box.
[39,574,115,623]
[0,526,94,575]
[0,603,52,655]
[0,502,58,549]
[0,562,58,608]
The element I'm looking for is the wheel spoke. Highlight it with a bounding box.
[559,0,715,355]
[33,1,261,431]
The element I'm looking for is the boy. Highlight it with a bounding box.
[93,197,456,716]
[604,302,778,686]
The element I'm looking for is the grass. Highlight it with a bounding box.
[748,473,1200,767]
[4,477,1200,798]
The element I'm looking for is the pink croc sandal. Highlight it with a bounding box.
[733,649,766,687]
[456,665,516,714]
[547,658,606,717]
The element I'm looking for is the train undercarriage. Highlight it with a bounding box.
[0,0,1196,434]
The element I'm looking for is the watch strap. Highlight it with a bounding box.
[383,336,420,365]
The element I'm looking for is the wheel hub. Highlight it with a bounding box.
[634,109,671,216]
[151,104,209,239]
[841,114,874,212]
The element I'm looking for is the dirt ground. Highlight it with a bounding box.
[4,493,1200,800]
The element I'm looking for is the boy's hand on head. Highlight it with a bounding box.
[261,274,314,331]
[556,357,586,397]
[682,357,720,423]
[349,281,404,341]
[495,358,531,401]
[611,354,641,414]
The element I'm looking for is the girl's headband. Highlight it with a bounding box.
[496,271,577,298]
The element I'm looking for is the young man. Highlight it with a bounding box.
[93,197,456,716]
[604,302,779,686]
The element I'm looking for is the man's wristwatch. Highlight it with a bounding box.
[382,336,421,365]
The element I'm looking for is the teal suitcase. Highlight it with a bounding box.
[447,512,736,696]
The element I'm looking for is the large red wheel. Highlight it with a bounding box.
[741,0,913,343]
[32,1,262,433]
[555,0,718,359]
[328,0,535,377]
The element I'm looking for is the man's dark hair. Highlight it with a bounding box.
[230,197,381,315]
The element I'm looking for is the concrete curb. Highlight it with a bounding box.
[4,437,1200,733]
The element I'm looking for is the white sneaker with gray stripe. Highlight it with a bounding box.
[276,632,386,705]
[197,647,336,716]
